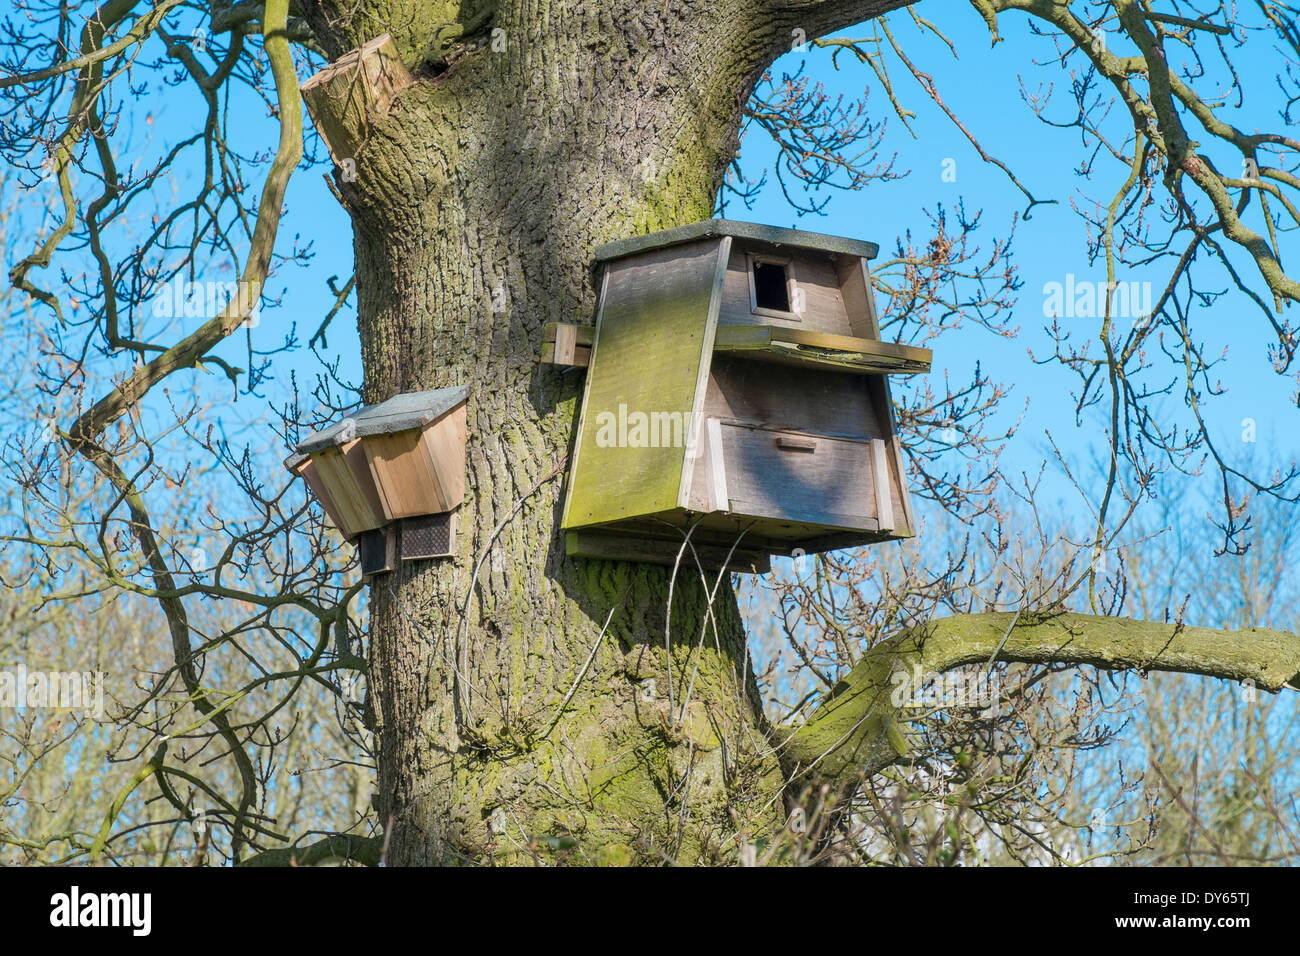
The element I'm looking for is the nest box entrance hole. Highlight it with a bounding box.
[751,258,792,313]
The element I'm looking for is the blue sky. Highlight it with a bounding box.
[739,9,1300,524]
[4,1,1296,584]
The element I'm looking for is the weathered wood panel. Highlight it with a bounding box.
[562,238,727,529]
[540,342,591,366]
[718,246,852,335]
[541,322,594,366]
[712,324,932,375]
[718,422,878,530]
[287,455,352,539]
[836,254,880,339]
[866,374,915,536]
[702,356,879,439]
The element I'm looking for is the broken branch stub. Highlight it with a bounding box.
[301,33,413,172]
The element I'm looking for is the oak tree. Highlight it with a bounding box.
[2,0,1298,864]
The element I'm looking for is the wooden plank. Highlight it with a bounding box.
[566,529,771,574]
[888,413,916,537]
[540,342,591,367]
[541,322,595,366]
[310,440,388,537]
[894,435,916,537]
[420,403,467,510]
[683,418,711,513]
[561,238,724,529]
[554,322,577,363]
[360,429,425,518]
[718,422,877,530]
[871,438,894,532]
[866,375,915,536]
[543,322,595,345]
[675,235,731,511]
[836,254,881,339]
[713,324,932,374]
[703,356,879,440]
[596,219,879,264]
[716,323,926,359]
[363,404,466,519]
[706,417,728,511]
[288,456,352,539]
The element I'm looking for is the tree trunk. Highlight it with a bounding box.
[302,0,852,865]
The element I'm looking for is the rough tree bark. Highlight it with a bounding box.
[295,0,1300,865]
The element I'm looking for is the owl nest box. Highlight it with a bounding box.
[286,386,469,576]
[558,220,932,574]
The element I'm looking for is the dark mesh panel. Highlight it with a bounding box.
[401,513,454,559]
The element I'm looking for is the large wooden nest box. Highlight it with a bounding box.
[560,220,932,574]
[286,386,468,576]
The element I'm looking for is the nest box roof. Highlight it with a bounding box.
[292,385,470,456]
[595,219,880,264]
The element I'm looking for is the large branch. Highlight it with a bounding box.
[775,612,1300,795]
[762,0,920,43]
[236,834,383,867]
[67,0,303,445]
[66,0,302,863]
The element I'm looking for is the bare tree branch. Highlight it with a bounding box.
[777,611,1300,795]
